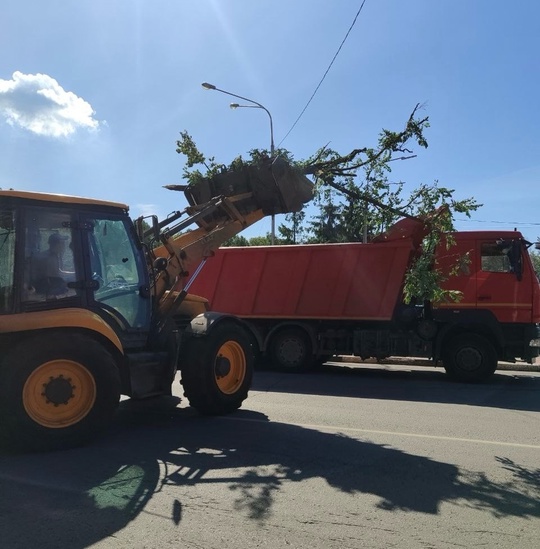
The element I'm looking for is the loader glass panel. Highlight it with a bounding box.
[22,209,81,302]
[0,209,16,313]
[88,218,149,328]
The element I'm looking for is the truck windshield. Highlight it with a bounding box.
[88,217,150,329]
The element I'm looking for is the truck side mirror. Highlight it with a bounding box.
[496,238,523,280]
[510,240,523,281]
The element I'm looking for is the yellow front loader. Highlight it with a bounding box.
[0,157,313,450]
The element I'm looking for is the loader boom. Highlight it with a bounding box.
[136,156,314,316]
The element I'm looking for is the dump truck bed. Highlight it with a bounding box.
[188,239,418,321]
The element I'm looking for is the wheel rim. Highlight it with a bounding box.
[278,335,305,367]
[23,360,97,428]
[456,346,483,372]
[214,340,246,395]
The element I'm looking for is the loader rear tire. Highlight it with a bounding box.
[180,322,253,415]
[0,333,120,451]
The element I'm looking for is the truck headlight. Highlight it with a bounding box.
[530,338,540,348]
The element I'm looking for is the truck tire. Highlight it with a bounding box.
[0,333,120,451]
[442,333,498,382]
[270,327,312,372]
[180,322,253,415]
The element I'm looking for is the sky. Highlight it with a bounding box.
[1,0,540,242]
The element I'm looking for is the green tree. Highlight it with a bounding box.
[222,234,275,247]
[530,247,540,277]
[306,196,343,243]
[222,235,249,247]
[278,211,305,244]
[176,105,481,303]
[248,234,273,246]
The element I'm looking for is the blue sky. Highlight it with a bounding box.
[1,1,539,241]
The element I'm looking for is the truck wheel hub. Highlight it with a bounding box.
[457,348,481,371]
[281,340,302,362]
[42,375,75,406]
[215,356,231,378]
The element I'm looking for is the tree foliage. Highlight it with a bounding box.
[530,246,540,278]
[176,105,481,303]
[222,234,273,247]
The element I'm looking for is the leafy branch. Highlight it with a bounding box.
[175,105,481,305]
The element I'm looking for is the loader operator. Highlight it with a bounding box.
[31,232,73,296]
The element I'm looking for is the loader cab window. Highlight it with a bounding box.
[0,209,16,313]
[22,209,81,303]
[87,217,149,329]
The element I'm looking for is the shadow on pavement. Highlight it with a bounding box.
[1,396,539,548]
[251,363,540,413]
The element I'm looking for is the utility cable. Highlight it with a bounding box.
[456,218,540,226]
[278,0,368,148]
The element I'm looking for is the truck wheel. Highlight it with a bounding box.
[180,322,253,415]
[270,328,312,372]
[0,333,120,451]
[442,333,498,382]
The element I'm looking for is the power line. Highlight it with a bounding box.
[278,1,368,147]
[456,218,540,226]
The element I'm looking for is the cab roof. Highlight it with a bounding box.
[0,189,129,210]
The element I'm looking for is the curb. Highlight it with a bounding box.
[331,356,540,373]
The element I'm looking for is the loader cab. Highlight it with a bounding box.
[0,191,152,339]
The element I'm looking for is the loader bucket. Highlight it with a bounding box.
[184,157,314,217]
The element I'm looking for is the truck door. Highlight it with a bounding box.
[476,238,533,323]
[436,236,477,308]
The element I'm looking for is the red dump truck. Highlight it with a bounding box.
[187,216,540,381]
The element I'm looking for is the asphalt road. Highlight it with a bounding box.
[1,361,540,549]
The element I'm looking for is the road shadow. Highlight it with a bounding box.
[1,397,539,548]
[251,364,540,413]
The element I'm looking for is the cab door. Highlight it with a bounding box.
[476,238,533,323]
[82,215,151,331]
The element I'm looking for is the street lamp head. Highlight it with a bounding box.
[200,82,276,243]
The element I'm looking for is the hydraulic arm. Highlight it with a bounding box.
[136,157,314,316]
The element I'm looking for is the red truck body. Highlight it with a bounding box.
[188,220,540,381]
[193,241,414,321]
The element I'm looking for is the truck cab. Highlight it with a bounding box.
[435,231,540,367]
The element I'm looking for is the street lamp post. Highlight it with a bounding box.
[202,82,276,244]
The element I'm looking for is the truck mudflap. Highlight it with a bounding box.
[184,156,314,219]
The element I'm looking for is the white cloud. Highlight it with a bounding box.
[0,71,100,137]
[135,204,159,218]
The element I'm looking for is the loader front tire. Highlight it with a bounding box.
[0,333,120,451]
[180,322,253,415]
